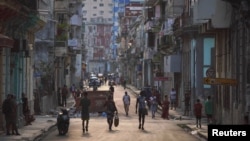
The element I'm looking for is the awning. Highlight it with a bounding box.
[0,34,14,48]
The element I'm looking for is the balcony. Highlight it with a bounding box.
[55,0,68,13]
[159,35,174,49]
[55,41,67,57]
[145,18,162,33]
[158,35,179,55]
[193,0,232,28]
[165,0,185,18]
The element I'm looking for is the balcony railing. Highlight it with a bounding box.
[55,41,67,57]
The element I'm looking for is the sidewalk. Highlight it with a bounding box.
[0,96,76,141]
[127,85,208,141]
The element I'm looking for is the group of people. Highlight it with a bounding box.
[161,88,214,129]
[2,94,20,135]
[57,84,83,107]
[59,82,214,133]
[74,91,118,132]
[2,93,35,135]
[194,96,213,128]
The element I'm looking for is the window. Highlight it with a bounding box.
[93,14,96,16]
[108,3,113,7]
[93,0,97,2]
[93,6,97,9]
[82,4,85,7]
[109,11,112,14]
[99,11,104,15]
[99,3,104,7]
[82,10,87,16]
[108,18,112,21]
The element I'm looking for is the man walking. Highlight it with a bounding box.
[123,91,130,116]
[109,84,114,98]
[194,99,202,128]
[79,92,91,133]
[61,85,69,107]
[136,91,147,130]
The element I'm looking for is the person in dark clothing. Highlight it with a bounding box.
[57,87,62,106]
[104,95,118,131]
[123,79,126,89]
[9,95,20,135]
[2,94,13,135]
[109,84,114,93]
[136,91,147,130]
[22,93,35,126]
[61,85,68,107]
[161,95,170,120]
[109,84,114,98]
[79,92,91,133]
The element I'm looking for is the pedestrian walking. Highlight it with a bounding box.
[170,88,177,110]
[104,76,107,85]
[194,99,202,128]
[161,95,170,120]
[183,92,190,116]
[150,95,157,118]
[205,96,213,124]
[104,95,118,131]
[123,79,126,89]
[70,84,76,99]
[123,91,130,116]
[61,85,69,107]
[109,84,114,98]
[136,91,147,130]
[79,92,91,133]
[57,87,62,106]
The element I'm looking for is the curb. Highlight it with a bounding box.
[33,123,57,141]
[177,124,207,141]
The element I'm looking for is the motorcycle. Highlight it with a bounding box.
[57,108,70,135]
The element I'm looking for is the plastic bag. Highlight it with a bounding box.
[114,113,119,127]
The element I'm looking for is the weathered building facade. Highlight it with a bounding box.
[119,0,250,124]
[0,0,46,132]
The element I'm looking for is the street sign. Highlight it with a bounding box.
[206,67,215,78]
[203,77,237,86]
[154,77,171,81]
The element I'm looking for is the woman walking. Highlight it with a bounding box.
[161,95,170,120]
[104,95,118,131]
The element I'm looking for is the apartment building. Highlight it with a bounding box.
[82,0,114,74]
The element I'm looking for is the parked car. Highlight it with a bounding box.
[88,76,101,87]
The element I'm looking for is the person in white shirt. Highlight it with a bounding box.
[170,88,177,110]
[150,96,157,118]
[123,91,130,116]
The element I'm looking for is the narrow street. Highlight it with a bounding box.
[40,84,202,141]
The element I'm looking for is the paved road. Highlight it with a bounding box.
[40,84,201,141]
